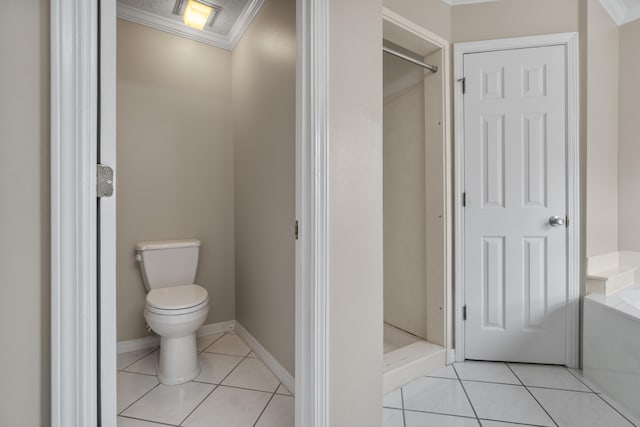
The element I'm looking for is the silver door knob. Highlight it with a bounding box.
[549,216,565,227]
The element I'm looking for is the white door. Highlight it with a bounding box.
[463,45,568,364]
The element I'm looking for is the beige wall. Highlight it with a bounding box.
[0,1,50,426]
[384,0,452,41]
[232,0,296,375]
[117,20,236,341]
[329,0,384,424]
[586,0,619,257]
[618,19,640,251]
[453,0,580,42]
[384,80,427,339]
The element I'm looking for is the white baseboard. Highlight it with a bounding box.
[117,320,236,354]
[447,348,456,365]
[198,320,235,337]
[235,321,295,396]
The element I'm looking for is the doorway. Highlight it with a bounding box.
[454,33,580,367]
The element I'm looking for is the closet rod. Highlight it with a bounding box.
[383,46,438,73]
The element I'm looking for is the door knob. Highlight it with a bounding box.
[549,216,566,227]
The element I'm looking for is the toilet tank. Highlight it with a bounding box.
[135,239,200,291]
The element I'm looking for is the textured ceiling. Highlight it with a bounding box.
[119,0,251,37]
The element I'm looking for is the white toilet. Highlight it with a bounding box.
[135,238,209,385]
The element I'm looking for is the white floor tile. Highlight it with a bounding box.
[508,363,590,392]
[117,348,157,371]
[530,388,635,427]
[480,421,535,427]
[462,381,554,426]
[204,333,251,357]
[182,385,271,427]
[123,350,158,376]
[276,384,293,396]
[404,411,479,427]
[383,408,405,427]
[121,382,214,425]
[567,368,601,392]
[197,333,224,351]
[116,372,158,413]
[195,352,244,384]
[384,388,403,409]
[117,416,170,427]
[222,358,280,392]
[255,394,294,427]
[427,364,458,379]
[599,392,640,426]
[454,362,519,385]
[402,377,475,417]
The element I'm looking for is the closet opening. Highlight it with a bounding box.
[381,10,453,393]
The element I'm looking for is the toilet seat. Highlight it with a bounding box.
[145,284,208,315]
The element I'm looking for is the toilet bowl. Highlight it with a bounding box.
[136,239,209,385]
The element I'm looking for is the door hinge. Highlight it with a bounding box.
[458,77,466,94]
[97,164,114,198]
[463,305,467,321]
[462,192,467,207]
[294,220,299,240]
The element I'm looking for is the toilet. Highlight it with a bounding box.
[135,238,209,385]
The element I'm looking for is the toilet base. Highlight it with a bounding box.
[157,333,200,385]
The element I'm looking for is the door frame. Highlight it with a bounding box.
[50,0,330,426]
[453,32,580,368]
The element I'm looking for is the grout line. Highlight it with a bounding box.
[478,417,554,427]
[560,365,636,424]
[118,346,159,371]
[199,332,227,353]
[563,367,597,393]
[452,364,483,427]
[118,414,180,426]
[121,370,158,377]
[402,407,478,420]
[592,392,639,427]
[505,363,559,427]
[118,383,161,416]
[252,389,278,427]
[178,339,253,426]
[400,387,407,427]
[191,381,276,395]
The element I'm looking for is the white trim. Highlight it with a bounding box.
[199,320,236,336]
[295,0,329,425]
[441,0,498,5]
[453,33,581,368]
[99,1,118,426]
[599,0,640,26]
[235,322,296,395]
[116,0,264,50]
[51,0,99,426]
[227,0,265,49]
[117,335,160,354]
[116,320,235,354]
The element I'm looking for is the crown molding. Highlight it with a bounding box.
[116,0,264,50]
[440,0,498,5]
[600,0,640,25]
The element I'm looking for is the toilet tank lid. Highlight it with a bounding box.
[136,239,201,252]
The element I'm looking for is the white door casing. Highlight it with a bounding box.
[464,45,567,364]
[454,33,580,368]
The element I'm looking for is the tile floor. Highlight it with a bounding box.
[384,361,640,427]
[117,331,294,427]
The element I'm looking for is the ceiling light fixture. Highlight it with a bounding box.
[183,0,214,31]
